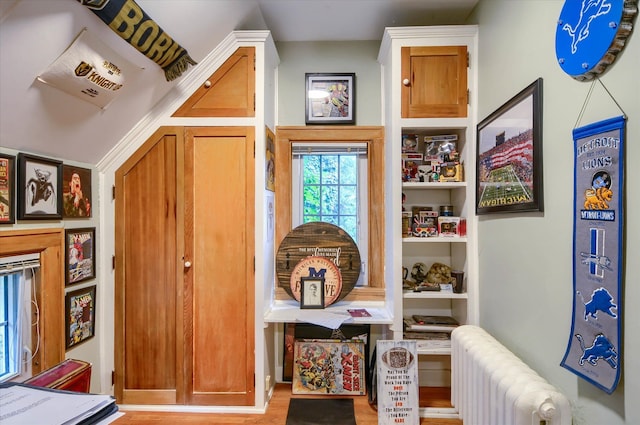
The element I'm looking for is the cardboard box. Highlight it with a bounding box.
[438,216,462,237]
[439,162,464,182]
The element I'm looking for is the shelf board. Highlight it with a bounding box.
[263,299,393,324]
[403,290,468,299]
[402,236,467,243]
[417,346,452,355]
[402,181,466,189]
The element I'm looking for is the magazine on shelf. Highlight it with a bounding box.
[403,316,458,332]
[412,315,459,326]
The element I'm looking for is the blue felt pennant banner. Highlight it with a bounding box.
[561,115,625,394]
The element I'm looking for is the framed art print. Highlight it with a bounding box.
[476,78,544,214]
[0,153,15,224]
[17,153,63,220]
[65,227,96,285]
[62,165,92,218]
[305,73,355,124]
[65,285,96,349]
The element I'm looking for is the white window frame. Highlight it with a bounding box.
[0,254,38,383]
[291,142,369,286]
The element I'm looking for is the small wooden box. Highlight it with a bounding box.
[24,359,91,393]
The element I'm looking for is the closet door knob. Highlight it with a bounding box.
[402,78,410,86]
[184,261,192,268]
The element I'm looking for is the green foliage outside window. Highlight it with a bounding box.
[302,154,358,242]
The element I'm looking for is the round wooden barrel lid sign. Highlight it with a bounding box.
[276,222,362,305]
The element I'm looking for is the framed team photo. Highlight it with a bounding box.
[65,227,96,286]
[65,285,96,349]
[17,153,63,220]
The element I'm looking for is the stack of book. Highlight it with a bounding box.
[0,382,120,424]
[403,315,460,350]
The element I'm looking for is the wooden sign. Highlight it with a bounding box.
[376,340,419,425]
[276,222,361,303]
[290,256,342,307]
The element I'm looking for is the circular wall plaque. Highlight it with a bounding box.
[276,222,362,302]
[289,256,342,306]
[555,0,637,81]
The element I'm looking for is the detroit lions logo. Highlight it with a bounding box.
[562,0,612,54]
[576,333,618,368]
[578,288,617,320]
[580,252,613,271]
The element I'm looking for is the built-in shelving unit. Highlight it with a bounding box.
[379,25,479,419]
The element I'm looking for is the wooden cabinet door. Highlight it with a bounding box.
[115,127,182,405]
[115,126,255,406]
[401,46,468,118]
[183,127,255,406]
[172,47,255,118]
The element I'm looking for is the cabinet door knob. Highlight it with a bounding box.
[184,261,192,268]
[402,78,410,86]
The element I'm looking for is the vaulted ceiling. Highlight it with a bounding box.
[0,0,478,165]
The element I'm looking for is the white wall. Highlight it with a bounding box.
[276,41,381,126]
[470,1,639,424]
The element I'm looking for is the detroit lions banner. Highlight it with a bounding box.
[77,0,197,81]
[37,28,141,109]
[561,115,625,394]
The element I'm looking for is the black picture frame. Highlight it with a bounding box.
[65,227,96,286]
[0,153,16,224]
[62,164,92,218]
[476,78,544,214]
[17,153,63,220]
[300,276,325,309]
[65,285,96,349]
[305,73,355,125]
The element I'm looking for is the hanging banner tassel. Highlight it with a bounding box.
[560,115,625,394]
[77,0,197,81]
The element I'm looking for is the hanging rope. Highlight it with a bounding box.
[574,78,628,129]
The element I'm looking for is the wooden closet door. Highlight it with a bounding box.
[115,127,183,405]
[183,127,255,406]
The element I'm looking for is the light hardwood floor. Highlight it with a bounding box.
[114,384,462,425]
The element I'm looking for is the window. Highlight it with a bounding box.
[0,229,65,375]
[0,254,38,383]
[275,127,385,301]
[292,143,368,285]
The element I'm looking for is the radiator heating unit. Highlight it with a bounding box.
[451,325,571,425]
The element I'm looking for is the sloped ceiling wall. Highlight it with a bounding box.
[0,0,268,164]
[0,0,477,165]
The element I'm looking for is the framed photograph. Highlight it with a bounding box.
[305,73,355,124]
[17,153,63,220]
[476,78,543,214]
[0,153,15,224]
[300,276,325,309]
[65,227,96,286]
[65,285,96,349]
[62,165,92,218]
